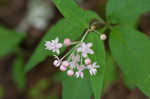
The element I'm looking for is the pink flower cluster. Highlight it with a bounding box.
[45,37,100,79]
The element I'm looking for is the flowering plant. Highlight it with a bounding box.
[1,0,150,98]
[21,0,150,98]
[44,25,106,78]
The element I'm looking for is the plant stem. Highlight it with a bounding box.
[81,29,90,42]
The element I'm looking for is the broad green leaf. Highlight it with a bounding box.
[54,72,92,99]
[123,70,136,89]
[53,72,93,99]
[24,19,85,72]
[106,0,150,26]
[84,11,105,24]
[0,27,24,57]
[62,75,92,99]
[123,74,136,89]
[53,0,86,27]
[52,0,104,27]
[103,52,117,89]
[137,75,150,97]
[109,26,150,97]
[85,31,105,99]
[12,56,26,91]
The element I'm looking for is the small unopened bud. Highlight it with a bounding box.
[100,34,107,40]
[62,61,69,67]
[64,38,71,46]
[67,69,74,76]
[60,65,67,71]
[91,25,96,30]
[85,58,91,65]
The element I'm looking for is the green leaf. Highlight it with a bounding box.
[52,0,104,27]
[109,26,150,97]
[54,72,92,99]
[123,74,136,89]
[53,0,85,26]
[24,19,85,72]
[103,52,117,89]
[84,11,105,24]
[0,27,24,57]
[85,31,105,99]
[12,56,26,91]
[138,75,150,97]
[106,0,150,26]
[62,75,92,99]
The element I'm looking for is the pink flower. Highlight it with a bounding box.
[87,62,100,75]
[64,38,71,46]
[60,65,67,71]
[67,69,74,76]
[75,71,84,78]
[85,58,91,65]
[77,42,94,57]
[45,37,62,54]
[75,65,85,78]
[62,61,69,67]
[100,34,107,40]
[69,54,80,69]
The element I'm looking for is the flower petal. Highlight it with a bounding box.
[55,37,59,42]
[87,43,93,47]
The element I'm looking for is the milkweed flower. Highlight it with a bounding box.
[69,54,80,69]
[75,71,84,78]
[77,42,94,57]
[45,37,62,54]
[75,65,85,78]
[87,62,100,75]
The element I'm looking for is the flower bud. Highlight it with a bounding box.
[60,65,67,71]
[62,61,69,67]
[100,34,107,40]
[91,25,96,30]
[64,38,71,46]
[67,69,74,76]
[85,58,91,65]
